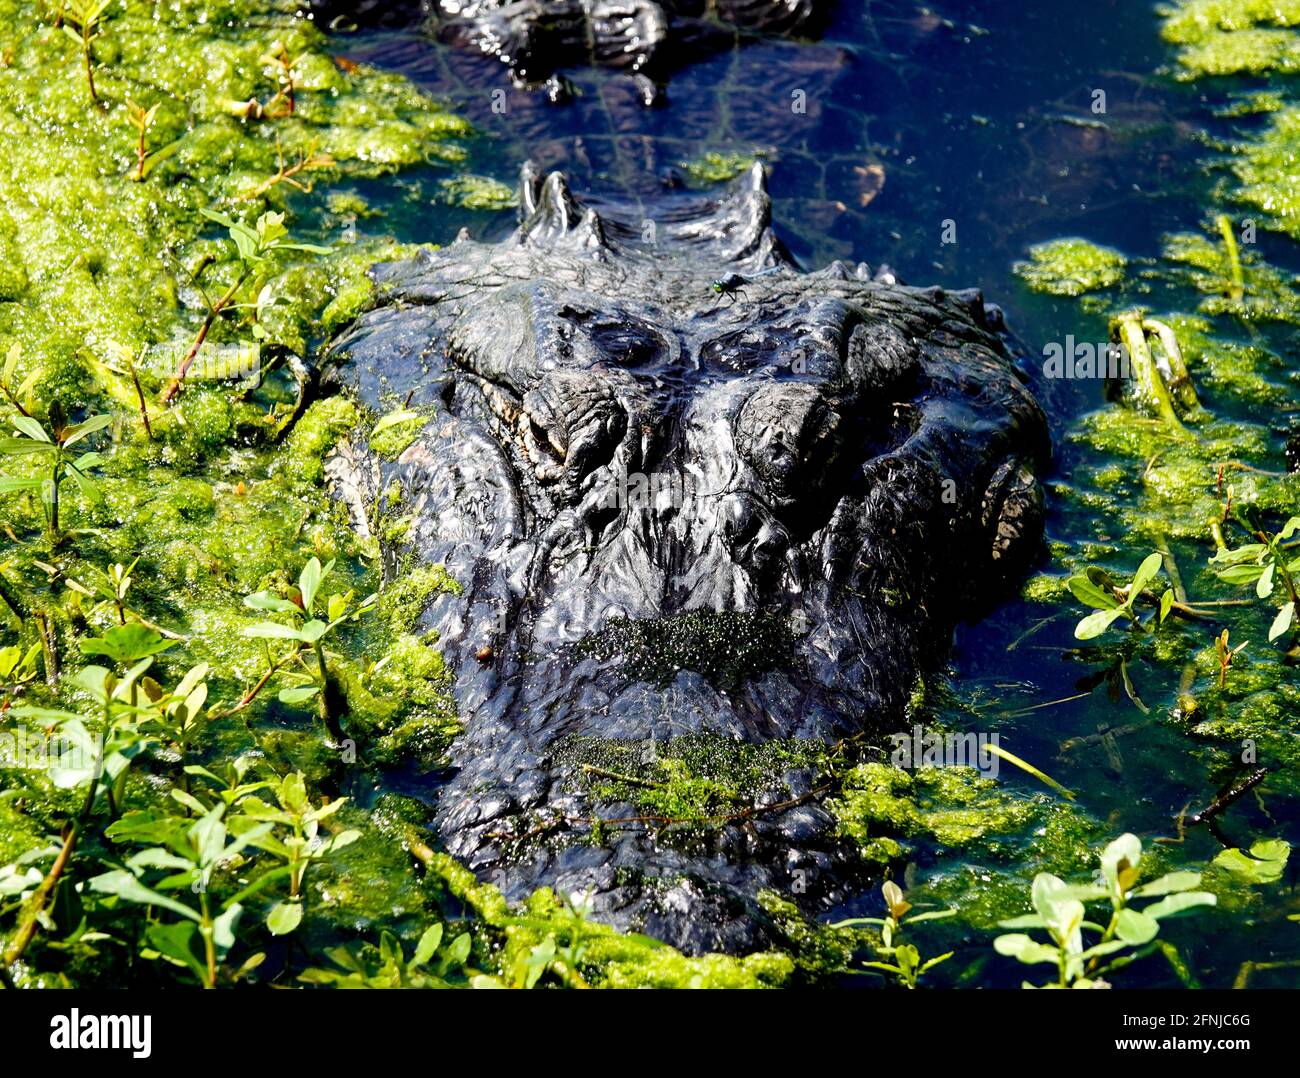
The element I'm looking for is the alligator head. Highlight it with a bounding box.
[325,163,1048,954]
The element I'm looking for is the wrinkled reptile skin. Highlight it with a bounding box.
[325,163,1049,953]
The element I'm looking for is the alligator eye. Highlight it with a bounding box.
[553,305,671,369]
[586,318,667,368]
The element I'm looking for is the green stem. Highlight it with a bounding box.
[49,459,60,537]
[161,269,250,404]
[2,761,98,970]
[1115,313,1185,433]
[313,640,342,741]
[199,891,216,989]
[1217,215,1244,301]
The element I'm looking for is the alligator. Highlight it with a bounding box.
[312,0,831,97]
[324,163,1049,954]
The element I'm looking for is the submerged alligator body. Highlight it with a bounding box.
[326,164,1048,953]
[313,0,830,94]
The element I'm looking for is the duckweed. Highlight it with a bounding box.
[1014,238,1127,296]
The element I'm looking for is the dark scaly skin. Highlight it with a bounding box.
[312,1,830,95]
[325,163,1049,954]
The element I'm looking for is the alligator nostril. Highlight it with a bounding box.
[585,503,620,545]
[529,415,566,460]
[719,494,759,546]
[735,383,842,503]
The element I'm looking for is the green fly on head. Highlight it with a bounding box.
[711,273,748,305]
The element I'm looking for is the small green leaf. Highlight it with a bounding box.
[413,924,444,967]
[145,921,207,983]
[81,624,175,664]
[1126,552,1164,606]
[442,931,472,969]
[1142,892,1217,919]
[996,914,1047,930]
[1213,839,1289,885]
[1268,602,1295,642]
[60,414,113,447]
[992,933,1060,966]
[11,415,50,442]
[372,409,423,436]
[1216,563,1267,585]
[1100,833,1142,897]
[278,685,320,705]
[297,619,329,643]
[89,869,202,921]
[1075,606,1126,640]
[298,557,327,615]
[1068,575,1118,611]
[1256,562,1276,599]
[244,591,301,613]
[267,901,304,936]
[1114,908,1159,945]
[1132,871,1201,897]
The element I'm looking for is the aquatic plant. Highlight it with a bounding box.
[2,659,211,972]
[0,640,41,694]
[1014,238,1127,297]
[1109,313,1199,430]
[993,833,1216,988]
[260,42,300,118]
[240,556,378,740]
[1069,552,1171,639]
[124,99,159,182]
[91,801,272,988]
[1210,508,1300,641]
[0,344,41,418]
[299,923,475,988]
[239,137,335,202]
[162,210,330,404]
[0,403,111,540]
[833,880,956,988]
[60,0,111,104]
[215,771,360,936]
[66,557,139,626]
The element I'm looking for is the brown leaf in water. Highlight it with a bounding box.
[854,163,886,207]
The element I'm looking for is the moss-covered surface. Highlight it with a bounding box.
[437,175,518,212]
[679,150,759,185]
[1014,238,1128,297]
[1162,0,1300,78]
[579,610,797,690]
[557,731,825,834]
[829,762,1045,862]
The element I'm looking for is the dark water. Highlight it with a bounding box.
[331,2,1299,986]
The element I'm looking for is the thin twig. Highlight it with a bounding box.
[1186,768,1269,828]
